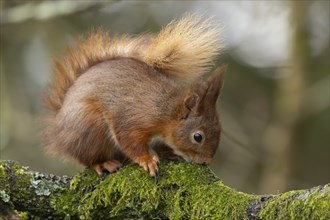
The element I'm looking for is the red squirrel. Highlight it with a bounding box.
[43,15,226,177]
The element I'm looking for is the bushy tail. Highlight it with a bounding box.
[145,15,222,80]
[45,14,222,112]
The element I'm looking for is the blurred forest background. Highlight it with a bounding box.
[0,1,329,194]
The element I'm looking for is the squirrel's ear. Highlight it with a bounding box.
[179,93,200,119]
[205,64,227,104]
[184,93,199,111]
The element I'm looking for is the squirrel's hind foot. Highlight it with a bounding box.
[92,160,122,176]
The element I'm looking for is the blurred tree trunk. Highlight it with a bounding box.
[259,1,310,193]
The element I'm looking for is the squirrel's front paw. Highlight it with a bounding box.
[136,155,159,177]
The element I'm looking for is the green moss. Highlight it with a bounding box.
[0,165,5,176]
[12,169,33,204]
[17,211,41,220]
[157,163,251,219]
[1,162,34,206]
[4,160,328,219]
[259,184,330,219]
[51,162,252,219]
[13,162,29,175]
[51,168,100,218]
[0,164,10,203]
[0,165,8,184]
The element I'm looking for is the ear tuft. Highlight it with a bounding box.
[208,64,227,91]
[205,64,227,104]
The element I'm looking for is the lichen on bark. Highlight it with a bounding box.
[0,160,329,219]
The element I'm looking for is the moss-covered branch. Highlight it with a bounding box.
[0,160,329,219]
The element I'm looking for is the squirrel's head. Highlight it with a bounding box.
[166,65,226,165]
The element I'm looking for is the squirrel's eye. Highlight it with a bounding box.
[193,132,203,143]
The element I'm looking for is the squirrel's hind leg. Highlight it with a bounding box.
[92,160,122,176]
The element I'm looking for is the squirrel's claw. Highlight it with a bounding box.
[137,155,159,177]
[92,160,123,176]
[93,165,104,176]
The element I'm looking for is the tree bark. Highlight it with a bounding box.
[0,160,329,219]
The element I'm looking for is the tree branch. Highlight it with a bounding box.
[0,160,329,219]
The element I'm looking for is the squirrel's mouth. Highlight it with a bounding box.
[171,149,191,162]
[172,149,212,165]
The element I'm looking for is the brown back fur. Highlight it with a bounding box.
[44,58,185,165]
[45,15,221,113]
